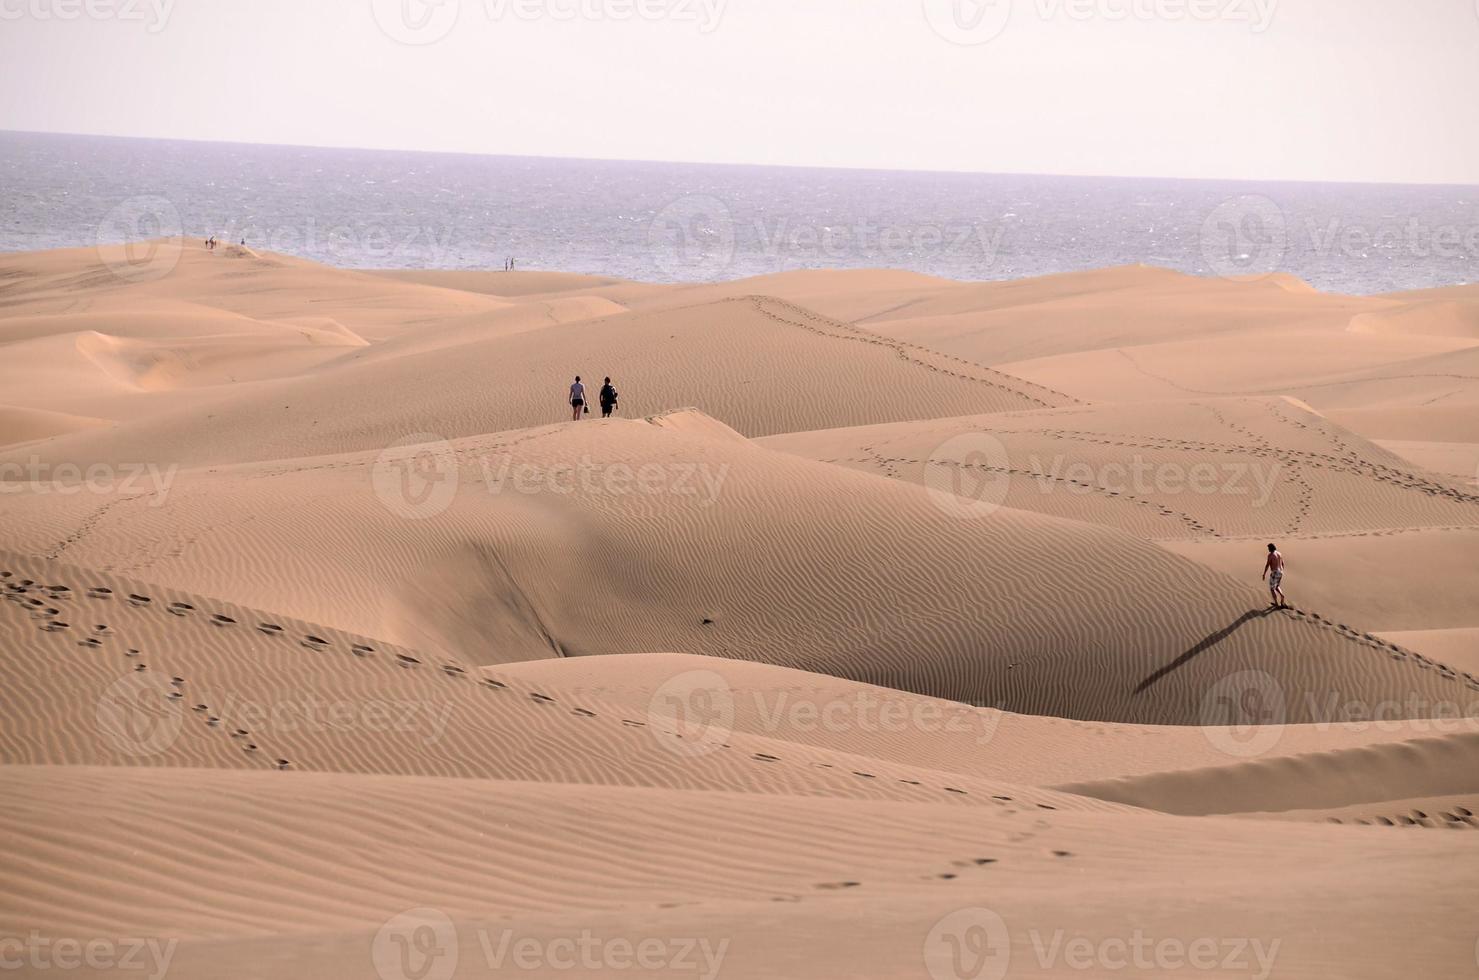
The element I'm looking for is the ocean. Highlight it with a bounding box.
[3,129,1474,294]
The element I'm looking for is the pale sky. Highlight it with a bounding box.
[2,0,1477,183]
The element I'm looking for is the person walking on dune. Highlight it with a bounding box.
[569,376,587,422]
[599,377,619,419]
[1263,543,1287,608]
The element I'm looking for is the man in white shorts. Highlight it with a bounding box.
[1262,543,1286,608]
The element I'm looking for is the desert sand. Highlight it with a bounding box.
[1,240,1477,978]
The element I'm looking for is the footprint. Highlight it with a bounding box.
[257,623,284,635]
[482,679,507,690]
[167,602,193,616]
[815,881,861,890]
[302,635,329,650]
[351,644,374,657]
[441,664,466,677]
[87,587,113,599]
[210,614,237,627]
[395,654,420,668]
[40,621,69,632]
[94,625,115,636]
[47,586,72,600]
[275,759,291,770]
[571,708,597,718]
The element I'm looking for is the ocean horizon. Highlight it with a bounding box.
[4,129,1475,294]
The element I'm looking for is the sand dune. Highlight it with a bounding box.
[762,397,1479,540]
[2,244,1476,979]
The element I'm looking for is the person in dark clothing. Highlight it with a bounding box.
[599,377,619,418]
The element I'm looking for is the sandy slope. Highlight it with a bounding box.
[2,242,1476,979]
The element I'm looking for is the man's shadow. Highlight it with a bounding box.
[1134,607,1280,694]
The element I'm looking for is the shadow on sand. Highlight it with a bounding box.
[1134,606,1280,695]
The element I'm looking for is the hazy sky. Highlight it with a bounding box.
[2,0,1476,183]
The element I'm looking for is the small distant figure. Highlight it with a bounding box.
[240,238,246,246]
[599,377,619,418]
[569,376,586,421]
[1262,543,1286,608]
